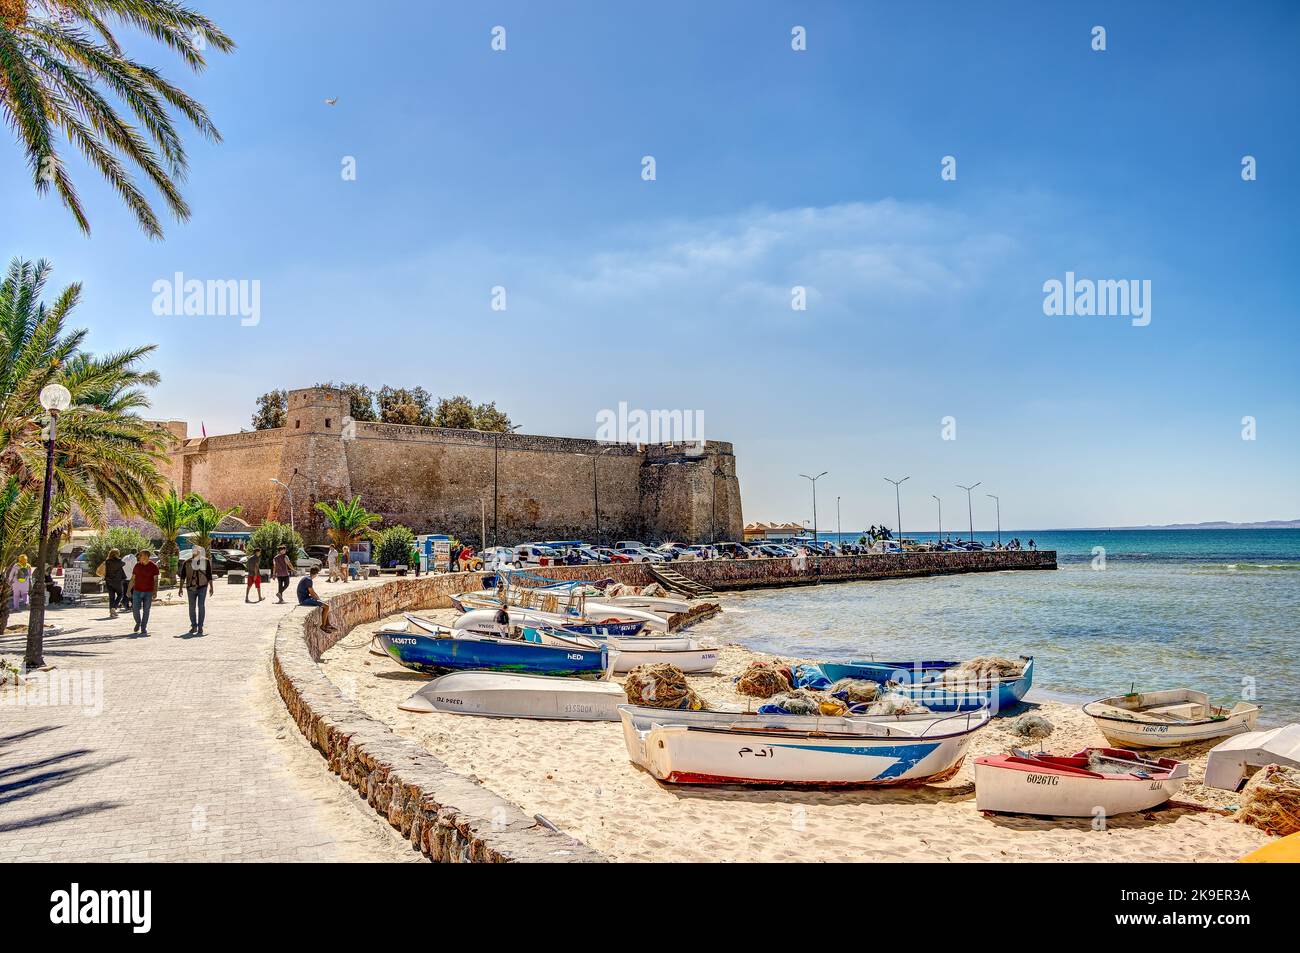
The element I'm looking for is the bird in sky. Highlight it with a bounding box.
[324,97,338,106]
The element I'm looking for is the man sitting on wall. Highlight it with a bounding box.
[297,567,334,632]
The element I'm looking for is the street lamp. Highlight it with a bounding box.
[25,383,72,669]
[492,424,523,547]
[884,476,910,548]
[270,478,295,534]
[836,496,842,545]
[932,494,942,544]
[987,493,1001,547]
[799,471,828,542]
[956,482,982,543]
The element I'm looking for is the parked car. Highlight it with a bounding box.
[614,544,665,563]
[572,545,610,564]
[656,543,696,561]
[683,544,717,560]
[595,547,632,563]
[714,542,752,559]
[177,548,245,576]
[481,546,520,569]
[513,543,564,567]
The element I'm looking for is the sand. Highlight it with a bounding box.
[320,608,1274,862]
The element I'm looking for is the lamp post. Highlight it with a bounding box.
[25,383,72,670]
[270,478,295,534]
[987,493,1001,547]
[799,471,828,542]
[492,424,522,547]
[956,482,981,543]
[836,496,842,546]
[932,494,942,544]
[884,476,910,549]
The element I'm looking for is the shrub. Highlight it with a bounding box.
[373,525,416,568]
[248,521,304,567]
[84,527,151,572]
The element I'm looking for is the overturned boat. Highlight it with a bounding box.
[1082,689,1260,749]
[618,705,990,787]
[399,671,626,721]
[1204,723,1300,791]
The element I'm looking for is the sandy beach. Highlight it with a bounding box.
[321,608,1273,862]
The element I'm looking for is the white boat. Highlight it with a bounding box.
[597,594,692,614]
[1082,689,1261,748]
[399,671,627,721]
[975,748,1188,817]
[608,639,719,674]
[453,595,670,632]
[1204,723,1300,791]
[618,705,989,786]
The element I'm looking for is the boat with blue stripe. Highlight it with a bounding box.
[375,619,609,678]
[803,657,1034,715]
[619,705,990,786]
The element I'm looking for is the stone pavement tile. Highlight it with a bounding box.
[1,577,418,862]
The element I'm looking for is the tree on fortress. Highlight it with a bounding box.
[0,477,39,634]
[317,381,378,422]
[432,395,514,432]
[1,257,168,667]
[0,0,234,237]
[378,385,433,426]
[314,496,382,573]
[250,390,286,430]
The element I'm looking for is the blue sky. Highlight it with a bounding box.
[3,1,1298,530]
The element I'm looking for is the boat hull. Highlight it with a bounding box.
[1083,689,1262,749]
[975,750,1188,816]
[619,705,988,787]
[817,658,1034,715]
[399,671,625,721]
[376,629,608,678]
[454,608,646,638]
[609,643,719,674]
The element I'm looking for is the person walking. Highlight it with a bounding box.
[102,548,128,619]
[177,546,215,635]
[8,554,33,611]
[326,544,340,583]
[273,545,292,603]
[244,550,263,602]
[409,544,421,577]
[449,538,461,573]
[129,549,160,636]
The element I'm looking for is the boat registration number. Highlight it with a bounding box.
[390,638,418,646]
[1026,774,1059,786]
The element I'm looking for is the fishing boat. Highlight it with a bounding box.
[374,619,609,678]
[618,705,990,786]
[399,671,627,721]
[812,657,1034,714]
[452,608,647,638]
[456,585,692,616]
[1082,689,1261,749]
[1204,724,1300,791]
[608,639,719,674]
[452,593,669,631]
[974,748,1188,817]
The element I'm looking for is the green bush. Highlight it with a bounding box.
[373,525,416,568]
[248,521,304,567]
[84,527,151,572]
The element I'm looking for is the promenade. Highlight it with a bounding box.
[0,575,418,863]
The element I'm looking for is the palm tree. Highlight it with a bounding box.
[182,492,240,553]
[0,1,234,237]
[314,497,382,574]
[0,476,39,635]
[149,487,192,584]
[0,257,168,666]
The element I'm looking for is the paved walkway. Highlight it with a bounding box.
[0,575,420,862]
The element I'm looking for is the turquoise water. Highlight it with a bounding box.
[694,529,1300,724]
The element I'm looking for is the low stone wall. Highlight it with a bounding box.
[511,549,1057,592]
[272,574,604,863]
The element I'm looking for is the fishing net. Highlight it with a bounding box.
[736,661,792,698]
[941,657,1025,684]
[830,677,881,705]
[607,583,630,598]
[640,583,666,597]
[758,689,849,717]
[623,663,704,711]
[1236,763,1300,837]
[1009,714,1054,740]
[863,692,930,716]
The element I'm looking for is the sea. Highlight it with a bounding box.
[690,529,1300,724]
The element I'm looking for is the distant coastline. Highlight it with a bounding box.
[1062,520,1300,531]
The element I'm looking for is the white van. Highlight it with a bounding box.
[513,544,562,567]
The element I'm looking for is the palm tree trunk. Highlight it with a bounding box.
[24,529,57,668]
[0,581,11,636]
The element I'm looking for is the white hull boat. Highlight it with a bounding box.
[399,671,626,721]
[458,586,692,616]
[609,640,719,674]
[602,594,692,614]
[975,748,1188,817]
[453,596,669,631]
[618,705,989,786]
[1204,723,1300,791]
[1083,689,1261,749]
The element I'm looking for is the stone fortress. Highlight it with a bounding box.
[155,386,743,545]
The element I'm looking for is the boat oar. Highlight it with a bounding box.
[534,814,560,833]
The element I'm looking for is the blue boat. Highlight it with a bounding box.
[809,657,1034,715]
[375,623,609,678]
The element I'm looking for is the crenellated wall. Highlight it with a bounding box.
[161,387,743,544]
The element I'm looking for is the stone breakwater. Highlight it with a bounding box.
[272,573,605,863]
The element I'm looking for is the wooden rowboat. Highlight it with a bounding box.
[975,748,1188,817]
[374,620,609,678]
[1082,689,1260,749]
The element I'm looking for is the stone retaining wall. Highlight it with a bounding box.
[272,574,605,863]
